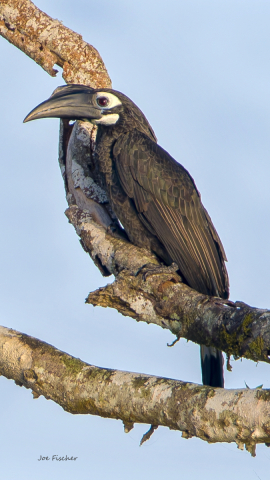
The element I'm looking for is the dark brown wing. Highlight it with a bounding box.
[113,130,229,299]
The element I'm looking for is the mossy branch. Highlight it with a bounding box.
[1,324,270,456]
[86,268,270,365]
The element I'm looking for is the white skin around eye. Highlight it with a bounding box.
[95,92,122,109]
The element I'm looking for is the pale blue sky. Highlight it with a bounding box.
[0,1,270,478]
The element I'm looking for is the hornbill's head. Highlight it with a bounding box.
[24,84,156,140]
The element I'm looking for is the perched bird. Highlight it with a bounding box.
[24,84,229,387]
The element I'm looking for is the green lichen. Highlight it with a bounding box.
[176,310,197,335]
[256,389,270,401]
[86,367,115,383]
[246,336,265,361]
[132,376,168,399]
[218,410,241,429]
[61,357,115,382]
[65,397,99,415]
[220,313,254,358]
[61,356,84,375]
[65,397,119,417]
[132,376,151,398]
[132,376,149,389]
[220,312,267,361]
[140,388,151,399]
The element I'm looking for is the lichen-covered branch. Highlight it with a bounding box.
[65,197,270,364]
[0,0,111,87]
[87,265,270,365]
[1,324,270,456]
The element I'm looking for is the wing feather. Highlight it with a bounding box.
[113,130,229,298]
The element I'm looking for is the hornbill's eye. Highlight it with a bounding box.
[96,96,110,107]
[95,92,122,110]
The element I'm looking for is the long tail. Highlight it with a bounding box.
[200,346,224,387]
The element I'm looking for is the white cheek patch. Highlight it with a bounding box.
[93,114,120,125]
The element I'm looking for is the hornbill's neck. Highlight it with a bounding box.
[93,123,127,187]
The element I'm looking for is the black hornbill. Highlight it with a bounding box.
[24,84,229,387]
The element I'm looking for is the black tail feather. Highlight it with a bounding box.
[200,345,224,387]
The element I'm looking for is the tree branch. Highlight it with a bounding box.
[1,324,270,456]
[0,0,111,87]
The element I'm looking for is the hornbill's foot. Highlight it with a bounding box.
[210,297,236,308]
[137,262,181,281]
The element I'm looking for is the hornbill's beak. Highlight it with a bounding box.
[23,84,103,123]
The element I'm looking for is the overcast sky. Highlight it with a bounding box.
[1,1,270,479]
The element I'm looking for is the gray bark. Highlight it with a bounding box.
[0,0,111,86]
[1,325,270,457]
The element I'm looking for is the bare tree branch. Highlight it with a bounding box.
[1,324,270,456]
[0,0,111,87]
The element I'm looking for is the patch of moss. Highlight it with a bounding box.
[21,334,62,358]
[175,309,197,335]
[66,397,115,416]
[61,356,115,383]
[132,376,162,399]
[218,410,240,429]
[220,313,254,358]
[87,367,115,383]
[132,376,148,389]
[61,356,84,375]
[245,336,265,361]
[256,389,270,401]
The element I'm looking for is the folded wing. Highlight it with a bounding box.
[113,130,229,299]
